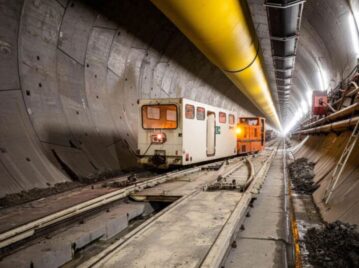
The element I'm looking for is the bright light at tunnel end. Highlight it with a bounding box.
[280,106,309,137]
[279,12,359,136]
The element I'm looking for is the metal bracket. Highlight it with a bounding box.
[265,0,306,9]
[273,55,296,60]
[275,68,293,73]
[270,35,299,41]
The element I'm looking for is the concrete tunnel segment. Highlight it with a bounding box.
[0,0,265,197]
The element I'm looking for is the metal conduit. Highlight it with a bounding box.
[293,116,359,135]
[150,0,281,129]
[265,0,305,119]
[302,103,359,129]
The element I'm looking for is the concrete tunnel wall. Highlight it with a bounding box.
[293,134,359,225]
[0,0,264,197]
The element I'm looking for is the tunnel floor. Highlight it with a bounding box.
[0,141,358,267]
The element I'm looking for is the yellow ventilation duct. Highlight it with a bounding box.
[150,0,281,129]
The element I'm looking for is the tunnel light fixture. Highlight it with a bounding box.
[317,71,324,91]
[316,60,329,92]
[281,111,301,136]
[298,107,304,117]
[348,12,359,58]
[281,101,311,136]
[354,9,359,31]
[301,99,308,113]
[306,89,312,105]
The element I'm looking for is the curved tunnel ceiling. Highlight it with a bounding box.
[0,0,265,196]
[288,0,359,125]
[0,0,358,197]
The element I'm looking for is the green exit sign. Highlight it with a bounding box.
[215,126,221,135]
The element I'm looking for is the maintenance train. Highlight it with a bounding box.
[137,98,266,168]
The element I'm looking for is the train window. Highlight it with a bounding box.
[229,114,235,125]
[219,112,226,123]
[146,106,160,120]
[166,110,176,121]
[248,119,259,126]
[185,104,195,119]
[142,105,177,129]
[197,107,205,120]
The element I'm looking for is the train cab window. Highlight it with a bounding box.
[197,107,205,120]
[229,114,235,125]
[166,109,177,121]
[185,104,195,119]
[142,105,177,129]
[146,106,160,120]
[219,112,226,123]
[248,119,259,126]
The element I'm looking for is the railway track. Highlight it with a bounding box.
[0,143,280,267]
[0,162,221,251]
[78,145,279,268]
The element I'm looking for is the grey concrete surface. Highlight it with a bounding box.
[288,0,358,121]
[0,202,145,268]
[0,0,264,197]
[93,191,244,267]
[225,152,287,268]
[0,0,357,197]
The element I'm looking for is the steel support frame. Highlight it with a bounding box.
[264,0,306,9]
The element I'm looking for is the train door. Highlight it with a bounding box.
[260,118,265,146]
[206,111,216,156]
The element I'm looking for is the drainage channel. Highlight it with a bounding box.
[63,200,176,268]
[77,146,276,268]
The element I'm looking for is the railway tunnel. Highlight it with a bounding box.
[0,0,358,267]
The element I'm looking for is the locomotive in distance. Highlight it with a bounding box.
[137,98,266,168]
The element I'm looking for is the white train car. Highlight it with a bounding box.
[137,98,237,168]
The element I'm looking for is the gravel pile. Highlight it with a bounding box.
[0,181,81,208]
[304,221,359,267]
[288,158,318,194]
[0,170,135,208]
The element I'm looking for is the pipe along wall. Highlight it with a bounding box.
[151,0,281,129]
[0,0,265,197]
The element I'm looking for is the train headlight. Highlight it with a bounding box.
[236,127,242,134]
[152,132,167,144]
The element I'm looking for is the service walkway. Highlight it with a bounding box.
[80,148,279,268]
[225,150,287,267]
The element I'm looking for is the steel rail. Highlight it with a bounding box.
[243,158,255,190]
[202,146,279,267]
[0,165,208,249]
[79,159,246,268]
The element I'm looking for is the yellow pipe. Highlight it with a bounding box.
[150,0,281,129]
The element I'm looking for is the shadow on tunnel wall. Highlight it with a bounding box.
[294,133,359,225]
[0,0,266,197]
[45,127,138,181]
[83,0,264,115]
